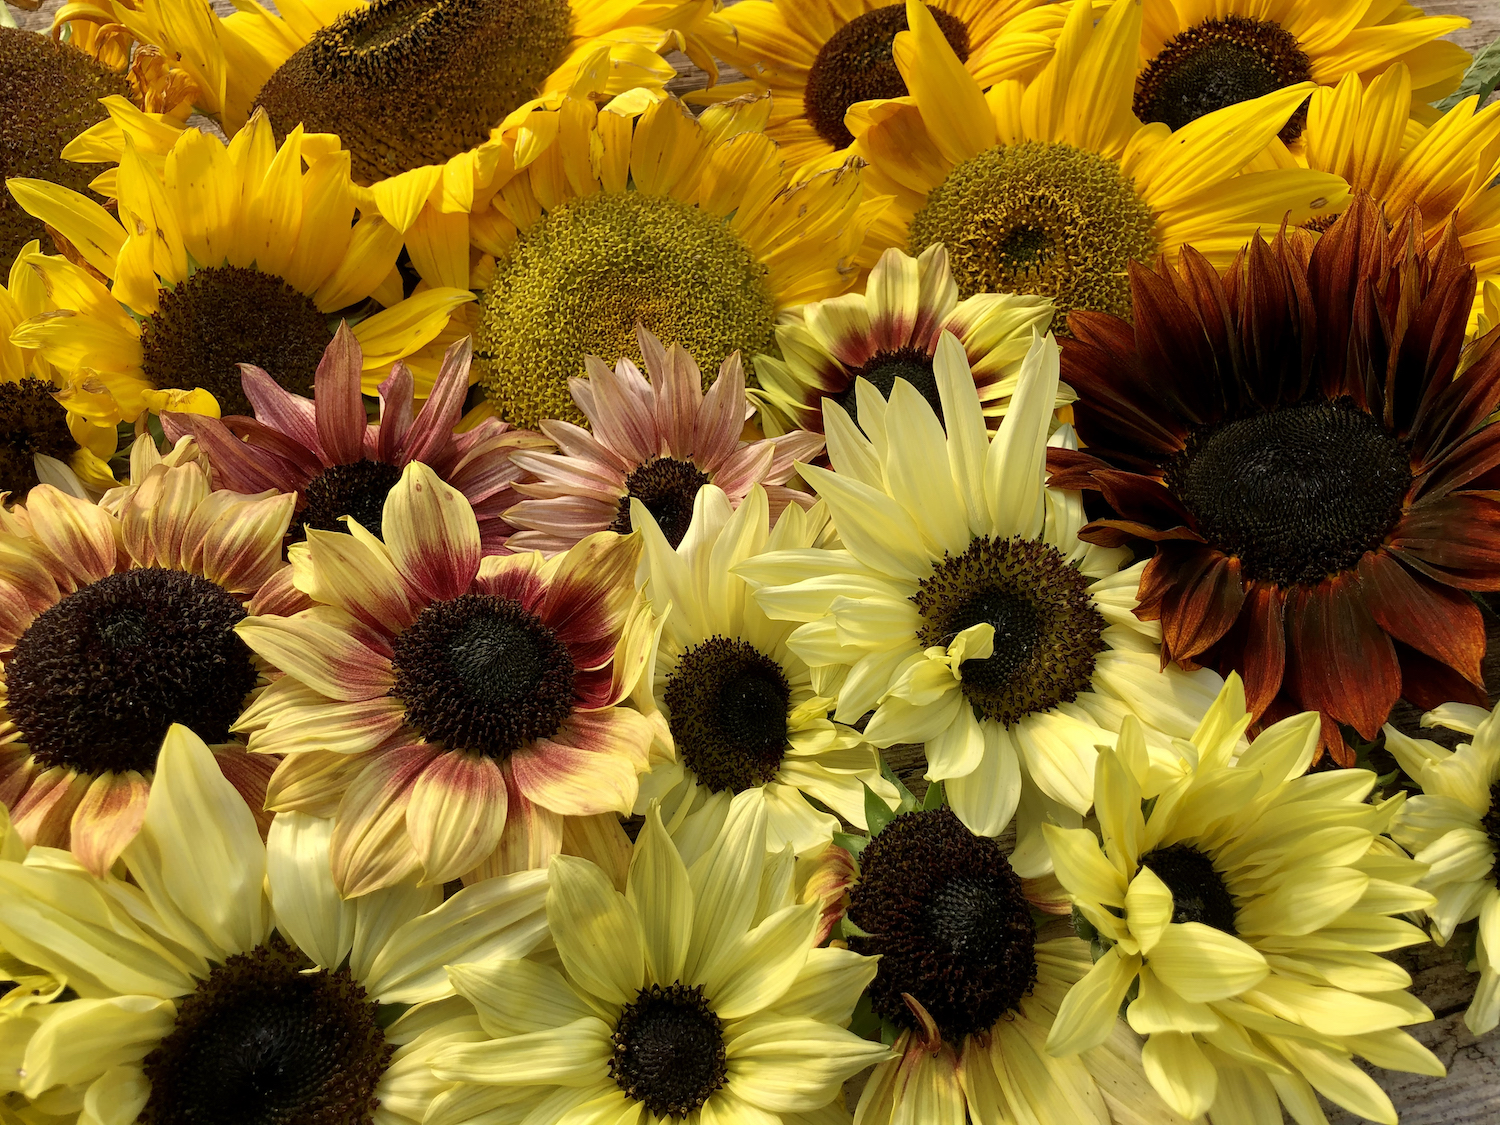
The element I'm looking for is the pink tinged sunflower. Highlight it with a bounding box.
[234,460,659,896]
[504,328,825,554]
[165,323,548,555]
[0,450,294,876]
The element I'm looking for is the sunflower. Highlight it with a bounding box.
[467,91,877,430]
[0,723,553,1125]
[54,0,715,289]
[427,796,891,1125]
[1301,64,1500,326]
[1132,0,1471,145]
[848,0,1346,322]
[692,0,1069,169]
[164,324,547,555]
[1043,678,1442,1125]
[0,241,122,498]
[1387,703,1500,1036]
[0,803,61,1022]
[752,243,1062,437]
[633,482,896,856]
[1050,195,1500,765]
[738,328,1222,850]
[0,444,294,877]
[233,461,657,896]
[504,329,824,555]
[7,112,473,420]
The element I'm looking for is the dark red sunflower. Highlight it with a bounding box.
[1048,195,1500,764]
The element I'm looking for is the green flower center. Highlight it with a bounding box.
[664,637,791,794]
[908,140,1158,323]
[300,459,404,540]
[0,377,78,498]
[610,982,727,1118]
[1140,843,1238,935]
[474,190,777,429]
[255,0,573,183]
[803,3,969,150]
[140,266,332,418]
[608,457,711,548]
[1135,16,1312,145]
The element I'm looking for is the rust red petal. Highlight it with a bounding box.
[1356,550,1485,688]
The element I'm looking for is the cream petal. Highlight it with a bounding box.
[383,461,482,602]
[81,1064,151,1125]
[700,902,818,1020]
[725,1016,893,1113]
[236,607,395,703]
[548,855,646,1006]
[1140,1032,1217,1120]
[448,958,595,1038]
[1147,924,1267,1003]
[406,752,508,886]
[431,1018,615,1086]
[21,997,172,1096]
[946,721,1021,838]
[329,744,441,897]
[625,805,693,986]
[266,812,354,971]
[684,791,767,987]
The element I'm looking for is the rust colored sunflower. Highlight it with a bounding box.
[1050,195,1500,764]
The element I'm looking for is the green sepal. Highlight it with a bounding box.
[375,1001,412,1030]
[832,830,869,860]
[921,778,945,810]
[878,756,922,814]
[864,780,897,836]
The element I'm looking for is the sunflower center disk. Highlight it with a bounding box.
[254,0,573,183]
[140,940,392,1125]
[609,457,711,548]
[1135,16,1312,144]
[610,982,727,1118]
[0,377,78,496]
[1165,398,1412,586]
[913,536,1106,726]
[5,568,257,775]
[838,347,943,430]
[140,266,332,418]
[391,592,576,757]
[849,808,1037,1041]
[474,191,776,429]
[1482,781,1500,887]
[803,3,969,150]
[1139,843,1238,935]
[664,637,791,794]
[909,141,1158,321]
[300,459,405,540]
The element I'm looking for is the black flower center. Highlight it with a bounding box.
[909,141,1159,322]
[1139,843,1238,935]
[1135,16,1313,144]
[1483,780,1500,887]
[140,266,332,418]
[610,982,726,1119]
[609,458,711,549]
[140,940,392,1125]
[5,568,258,775]
[0,377,77,497]
[254,0,573,183]
[1165,398,1412,586]
[849,807,1036,1042]
[0,27,130,263]
[391,592,575,757]
[664,637,791,794]
[835,345,943,430]
[300,460,404,540]
[803,3,969,150]
[913,536,1107,726]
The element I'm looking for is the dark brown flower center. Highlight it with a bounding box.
[5,568,257,775]
[913,535,1106,726]
[300,459,404,540]
[1139,843,1238,935]
[803,3,969,150]
[391,592,576,757]
[609,457,711,549]
[0,377,78,497]
[849,807,1036,1042]
[140,940,392,1125]
[664,637,791,794]
[254,0,573,183]
[1135,16,1312,144]
[1164,398,1412,586]
[140,266,332,418]
[1483,780,1500,887]
[835,346,943,430]
[610,982,726,1118]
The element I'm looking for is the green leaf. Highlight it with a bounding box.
[832,830,869,860]
[375,1001,412,1030]
[839,914,873,940]
[864,780,897,836]
[878,755,920,813]
[1435,35,1500,112]
[921,778,945,810]
[1071,905,1099,946]
[849,993,883,1041]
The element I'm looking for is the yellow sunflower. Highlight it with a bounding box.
[53,0,716,288]
[8,112,472,418]
[465,91,879,429]
[848,0,1347,322]
[692,0,1081,169]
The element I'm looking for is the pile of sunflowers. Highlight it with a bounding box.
[2,0,1500,1120]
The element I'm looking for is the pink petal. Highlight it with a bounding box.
[540,418,631,473]
[710,440,776,499]
[695,352,749,474]
[314,322,366,466]
[242,364,321,455]
[25,486,117,589]
[9,767,88,850]
[583,356,660,464]
[765,430,826,484]
[248,566,315,616]
[224,416,323,479]
[481,767,563,878]
[176,414,303,495]
[376,361,416,464]
[383,464,481,602]
[213,747,278,839]
[69,770,150,876]
[405,751,507,885]
[646,332,703,461]
[400,337,471,467]
[330,744,442,896]
[509,708,652,817]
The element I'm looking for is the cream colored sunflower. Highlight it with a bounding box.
[428,795,891,1125]
[1044,678,1442,1125]
[0,724,553,1125]
[633,481,897,858]
[738,329,1222,850]
[1387,702,1500,1036]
